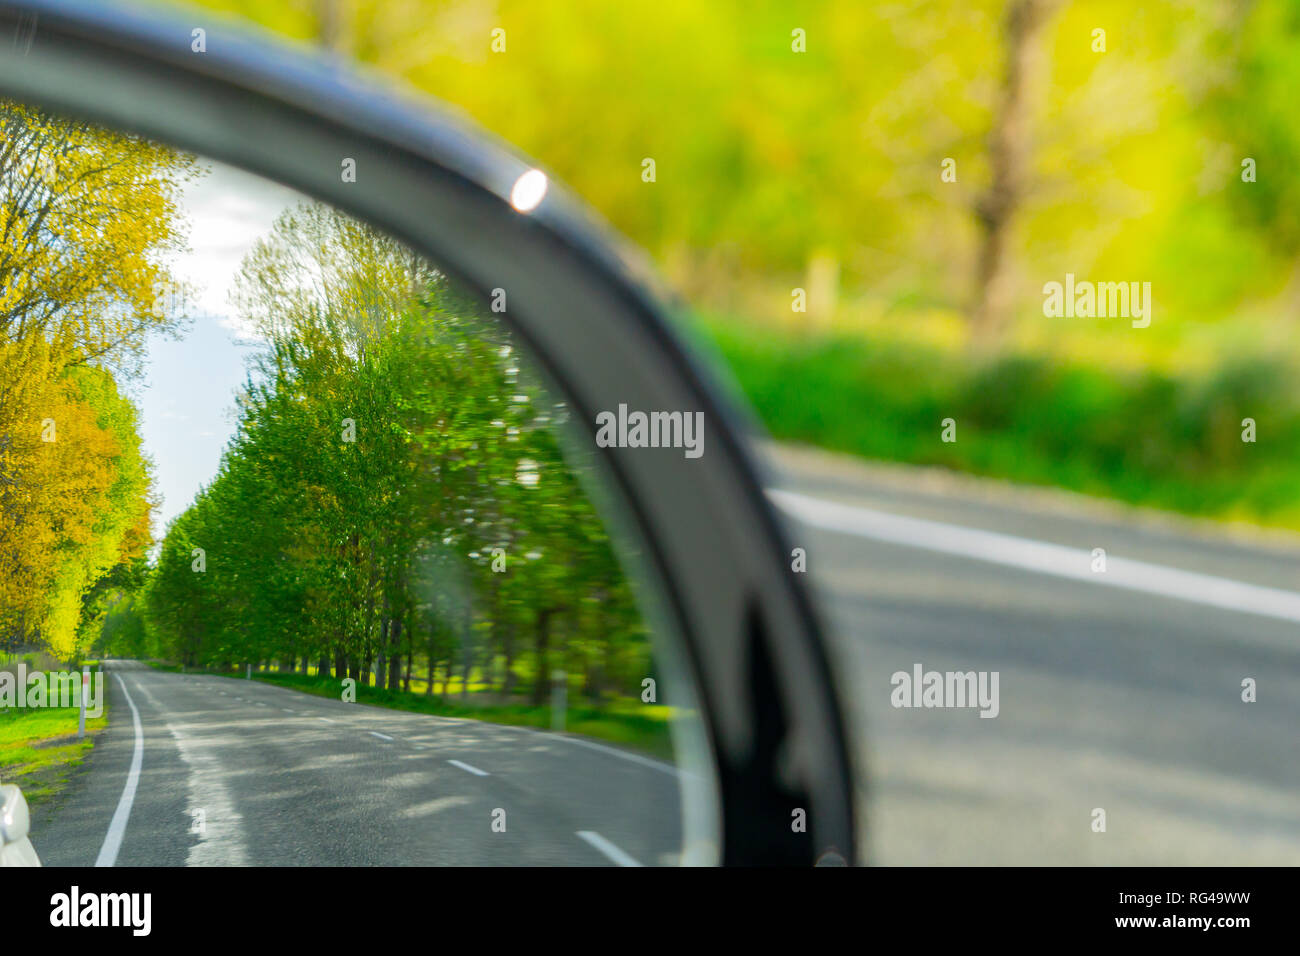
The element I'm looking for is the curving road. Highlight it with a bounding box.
[32,661,684,867]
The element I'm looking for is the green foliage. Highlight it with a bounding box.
[172,1,1300,527]
[140,204,653,708]
[700,314,1300,525]
[179,1,1300,327]
[94,593,151,660]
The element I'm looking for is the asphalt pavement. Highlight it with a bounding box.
[29,441,1300,866]
[765,442,1300,865]
[32,661,683,866]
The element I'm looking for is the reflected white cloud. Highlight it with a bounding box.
[140,160,304,533]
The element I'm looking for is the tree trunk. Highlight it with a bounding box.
[316,0,345,53]
[388,618,404,691]
[375,613,389,690]
[972,0,1054,339]
[502,620,516,699]
[461,601,473,700]
[531,609,551,707]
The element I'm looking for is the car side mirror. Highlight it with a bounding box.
[0,784,42,867]
[0,0,858,864]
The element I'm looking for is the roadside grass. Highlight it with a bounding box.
[143,660,183,673]
[695,312,1300,530]
[0,702,108,807]
[147,662,676,759]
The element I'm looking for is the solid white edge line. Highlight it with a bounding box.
[576,830,643,867]
[549,731,680,777]
[447,759,489,776]
[770,488,1300,624]
[94,673,143,867]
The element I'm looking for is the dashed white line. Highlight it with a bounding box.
[448,759,488,776]
[368,731,395,741]
[317,717,336,724]
[576,830,642,867]
[282,708,296,714]
[94,674,143,868]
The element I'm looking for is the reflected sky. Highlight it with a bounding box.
[137,161,301,534]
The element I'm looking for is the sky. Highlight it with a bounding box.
[135,161,304,535]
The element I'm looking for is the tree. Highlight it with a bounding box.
[0,101,189,657]
[146,201,652,707]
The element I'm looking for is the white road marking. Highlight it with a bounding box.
[550,733,679,777]
[448,759,488,776]
[282,708,296,714]
[131,674,250,866]
[494,720,680,776]
[771,488,1300,624]
[368,731,394,741]
[166,723,249,866]
[318,717,336,723]
[94,674,143,868]
[576,830,642,867]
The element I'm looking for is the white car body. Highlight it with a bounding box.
[0,784,41,867]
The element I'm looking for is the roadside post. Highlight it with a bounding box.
[78,666,89,738]
[551,669,567,733]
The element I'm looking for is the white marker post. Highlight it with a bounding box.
[551,669,567,733]
[78,667,89,738]
[246,663,251,680]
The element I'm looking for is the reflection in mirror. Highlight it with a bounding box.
[0,101,717,866]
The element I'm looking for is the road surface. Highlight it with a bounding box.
[29,442,1300,865]
[32,661,684,866]
[765,442,1300,865]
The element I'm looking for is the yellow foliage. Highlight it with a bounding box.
[1,102,184,657]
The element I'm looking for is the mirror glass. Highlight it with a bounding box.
[0,101,717,866]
